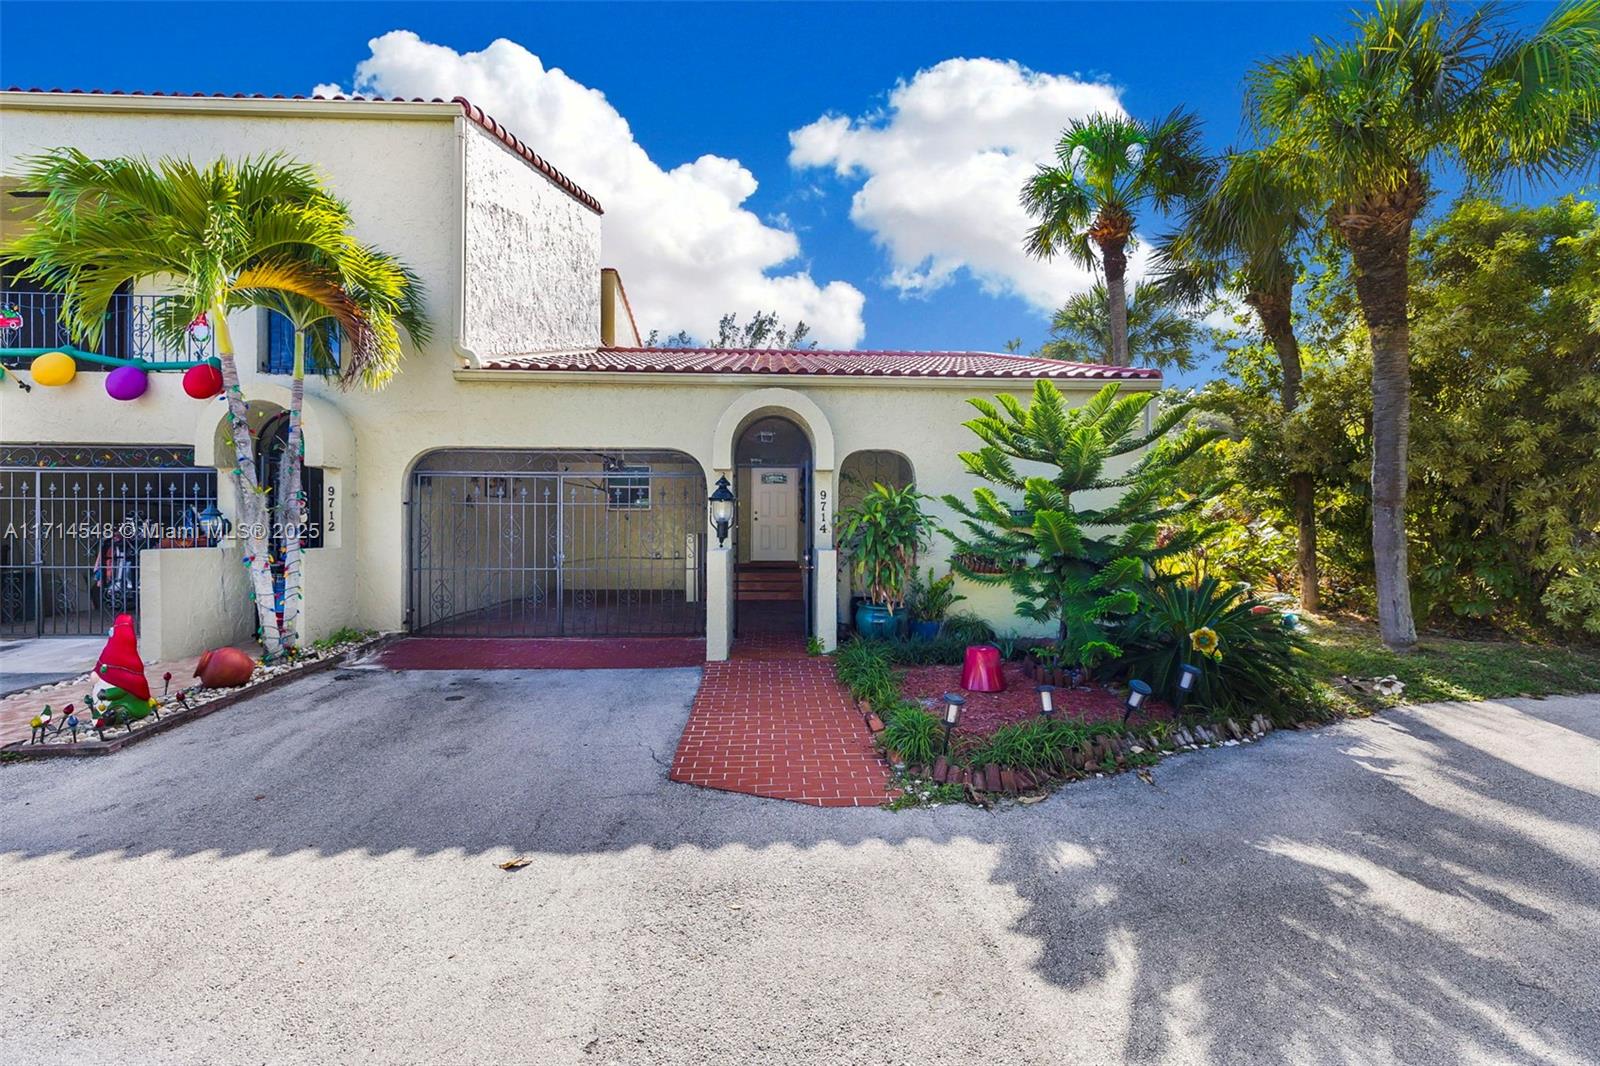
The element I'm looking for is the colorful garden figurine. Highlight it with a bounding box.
[64,705,80,743]
[194,646,255,688]
[29,705,53,744]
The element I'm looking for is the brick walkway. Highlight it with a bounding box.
[670,605,890,807]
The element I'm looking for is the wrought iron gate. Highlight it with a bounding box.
[1,445,218,637]
[408,449,706,637]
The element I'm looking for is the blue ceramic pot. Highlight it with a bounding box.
[855,602,898,639]
[912,619,942,641]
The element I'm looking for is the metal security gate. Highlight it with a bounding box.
[1,445,218,637]
[408,449,706,637]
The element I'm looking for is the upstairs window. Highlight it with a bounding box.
[262,311,340,375]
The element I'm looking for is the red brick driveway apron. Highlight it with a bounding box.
[670,630,890,808]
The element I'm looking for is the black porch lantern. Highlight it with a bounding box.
[1037,684,1056,719]
[942,692,965,754]
[1123,679,1152,724]
[708,475,735,547]
[198,503,230,546]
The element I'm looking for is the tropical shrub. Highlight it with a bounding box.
[881,702,943,766]
[833,638,902,712]
[907,568,965,624]
[1116,575,1315,717]
[837,482,937,610]
[943,380,1219,670]
[963,717,1121,773]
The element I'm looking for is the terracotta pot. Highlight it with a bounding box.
[194,647,255,689]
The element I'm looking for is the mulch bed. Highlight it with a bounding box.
[898,660,1176,739]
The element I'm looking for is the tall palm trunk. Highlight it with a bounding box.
[280,328,307,648]
[1248,287,1320,612]
[212,308,285,657]
[1100,239,1131,367]
[1338,188,1421,651]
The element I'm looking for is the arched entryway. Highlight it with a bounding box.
[733,416,813,640]
[836,450,915,630]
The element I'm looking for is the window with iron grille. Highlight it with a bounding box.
[605,463,652,510]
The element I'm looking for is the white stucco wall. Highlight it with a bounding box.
[461,123,602,356]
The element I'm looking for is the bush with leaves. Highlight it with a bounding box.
[1116,574,1315,718]
[837,482,937,611]
[943,380,1219,670]
[881,703,944,766]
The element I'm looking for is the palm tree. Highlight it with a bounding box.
[1248,0,1600,649]
[1039,281,1204,371]
[262,247,428,646]
[3,150,374,656]
[1153,150,1323,610]
[1021,110,1211,367]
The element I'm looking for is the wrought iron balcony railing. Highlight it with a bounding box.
[0,290,217,366]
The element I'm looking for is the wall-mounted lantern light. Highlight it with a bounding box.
[708,476,735,547]
[1037,684,1056,719]
[942,692,965,754]
[198,504,230,546]
[1123,679,1152,724]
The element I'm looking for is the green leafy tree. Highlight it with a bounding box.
[942,381,1219,668]
[1405,196,1600,630]
[1153,150,1323,608]
[645,310,815,349]
[1038,282,1206,371]
[3,150,375,655]
[1021,110,1211,367]
[1248,0,1600,649]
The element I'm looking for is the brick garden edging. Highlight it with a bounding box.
[856,696,1282,801]
[1,636,395,759]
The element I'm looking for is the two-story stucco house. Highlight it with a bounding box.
[0,88,1159,663]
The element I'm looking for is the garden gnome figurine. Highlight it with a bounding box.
[92,614,159,726]
[94,614,151,703]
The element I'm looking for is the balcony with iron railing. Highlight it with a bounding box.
[0,290,217,368]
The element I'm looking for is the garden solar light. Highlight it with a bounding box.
[708,475,735,547]
[1123,679,1152,724]
[942,692,965,754]
[1037,684,1056,718]
[1175,663,1201,710]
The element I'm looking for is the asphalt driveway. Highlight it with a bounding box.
[2,663,1596,1066]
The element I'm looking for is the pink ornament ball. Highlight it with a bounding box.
[182,362,224,399]
[105,365,149,401]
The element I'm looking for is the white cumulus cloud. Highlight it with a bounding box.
[789,58,1130,315]
[316,31,866,346]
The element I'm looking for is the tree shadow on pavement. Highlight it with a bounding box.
[2,667,1596,1064]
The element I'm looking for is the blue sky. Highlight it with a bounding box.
[0,2,1574,375]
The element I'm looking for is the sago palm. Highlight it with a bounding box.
[3,150,374,655]
[1039,281,1204,371]
[1248,0,1600,649]
[1152,149,1323,610]
[262,244,428,645]
[1021,110,1211,367]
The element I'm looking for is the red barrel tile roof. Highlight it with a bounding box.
[478,347,1161,380]
[2,86,603,214]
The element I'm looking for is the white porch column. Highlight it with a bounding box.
[812,467,837,651]
[706,542,735,662]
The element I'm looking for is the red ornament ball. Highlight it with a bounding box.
[182,362,224,399]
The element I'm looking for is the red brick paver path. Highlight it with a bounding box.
[374,637,704,671]
[670,604,890,807]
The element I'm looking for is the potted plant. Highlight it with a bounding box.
[837,482,936,639]
[907,568,964,640]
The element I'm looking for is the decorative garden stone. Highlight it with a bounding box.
[194,647,255,688]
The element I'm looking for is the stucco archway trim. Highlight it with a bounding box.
[191,383,355,469]
[711,388,835,471]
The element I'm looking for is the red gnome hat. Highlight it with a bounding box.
[95,613,151,701]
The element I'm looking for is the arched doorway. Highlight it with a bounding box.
[733,416,813,639]
[837,450,915,629]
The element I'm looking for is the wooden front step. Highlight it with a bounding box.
[736,566,803,602]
